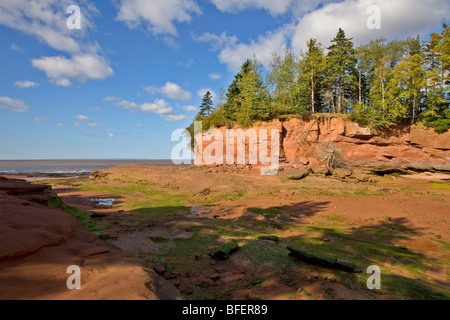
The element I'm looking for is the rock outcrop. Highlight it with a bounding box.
[194,117,450,173]
[0,178,182,300]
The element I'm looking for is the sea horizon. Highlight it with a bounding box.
[0,159,190,175]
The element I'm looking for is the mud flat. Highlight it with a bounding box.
[25,164,449,300]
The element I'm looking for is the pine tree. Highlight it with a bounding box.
[324,28,358,113]
[223,60,252,120]
[198,91,214,118]
[298,39,326,113]
[237,59,271,127]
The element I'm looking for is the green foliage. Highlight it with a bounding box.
[324,28,358,113]
[198,91,214,118]
[187,26,450,134]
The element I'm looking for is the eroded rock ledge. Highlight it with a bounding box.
[0,177,182,300]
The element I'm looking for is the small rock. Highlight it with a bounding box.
[436,235,442,239]
[297,288,303,294]
[199,279,214,288]
[210,274,220,282]
[153,265,166,276]
[194,254,203,261]
[323,237,332,243]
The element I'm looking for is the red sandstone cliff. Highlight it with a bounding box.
[0,177,182,300]
[194,116,450,173]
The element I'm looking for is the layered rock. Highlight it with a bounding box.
[0,178,182,300]
[194,117,450,173]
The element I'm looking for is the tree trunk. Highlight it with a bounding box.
[358,69,362,104]
[311,75,315,113]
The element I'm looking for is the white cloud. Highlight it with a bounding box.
[31,53,114,87]
[106,97,188,122]
[145,82,192,101]
[209,73,222,80]
[116,0,201,36]
[57,122,66,127]
[291,0,450,53]
[211,0,294,16]
[10,43,23,52]
[203,0,449,72]
[0,0,98,53]
[33,117,46,122]
[196,27,293,72]
[136,124,143,129]
[182,105,197,112]
[88,106,102,112]
[197,89,217,102]
[0,96,30,113]
[74,122,82,128]
[193,32,238,51]
[74,115,91,122]
[179,59,195,68]
[14,81,39,89]
[88,122,102,129]
[107,133,116,138]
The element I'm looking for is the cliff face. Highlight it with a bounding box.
[0,177,182,300]
[195,117,450,173]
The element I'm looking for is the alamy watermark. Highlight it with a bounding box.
[66,5,81,30]
[171,121,280,175]
[367,5,381,30]
[66,265,81,290]
[367,265,381,290]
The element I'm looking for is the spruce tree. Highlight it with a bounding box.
[324,28,358,113]
[198,91,214,118]
[298,39,326,113]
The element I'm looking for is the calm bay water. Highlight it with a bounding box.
[0,159,181,175]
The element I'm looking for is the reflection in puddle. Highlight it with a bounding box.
[90,198,116,206]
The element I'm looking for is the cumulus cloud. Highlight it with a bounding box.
[14,81,39,89]
[195,26,293,72]
[136,124,143,129]
[107,133,116,138]
[88,122,102,129]
[74,122,82,128]
[291,0,450,52]
[0,1,114,86]
[0,96,30,113]
[182,105,197,112]
[74,115,91,122]
[0,0,98,53]
[33,117,47,122]
[116,0,201,36]
[57,122,66,127]
[211,0,294,16]
[31,53,114,87]
[193,32,238,51]
[202,0,449,71]
[209,73,222,80]
[145,82,192,101]
[197,89,217,102]
[106,97,188,122]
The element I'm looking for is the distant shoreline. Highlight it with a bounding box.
[0,159,191,177]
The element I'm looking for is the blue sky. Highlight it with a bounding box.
[0,0,448,160]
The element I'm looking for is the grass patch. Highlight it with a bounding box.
[45,197,98,233]
[248,206,290,219]
[429,183,450,190]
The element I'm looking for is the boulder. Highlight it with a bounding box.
[283,168,310,180]
[287,246,362,273]
[212,241,239,260]
[333,168,352,179]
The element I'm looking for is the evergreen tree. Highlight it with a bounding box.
[298,39,326,113]
[198,91,214,118]
[324,28,358,113]
[237,59,271,127]
[223,60,252,120]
